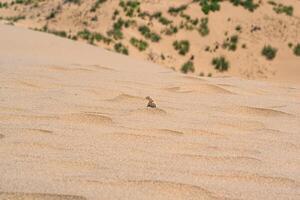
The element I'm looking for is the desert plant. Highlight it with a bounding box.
[261,45,277,60]
[198,17,209,36]
[194,0,221,15]
[64,0,80,4]
[273,3,293,16]
[138,25,161,42]
[181,60,195,73]
[293,44,300,56]
[168,4,188,16]
[229,0,259,12]
[114,42,129,55]
[173,40,190,55]
[130,37,148,51]
[90,0,107,12]
[212,56,230,72]
[223,35,239,51]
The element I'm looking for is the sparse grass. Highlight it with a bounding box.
[261,45,277,60]
[114,42,129,55]
[0,2,8,8]
[119,0,140,17]
[198,17,209,36]
[173,40,190,55]
[273,4,293,16]
[168,4,188,16]
[293,44,300,56]
[229,0,259,12]
[223,35,239,51]
[77,29,112,44]
[130,37,148,51]
[90,0,107,12]
[181,60,194,73]
[138,25,161,42]
[193,0,221,15]
[64,0,80,4]
[163,25,178,35]
[212,56,230,72]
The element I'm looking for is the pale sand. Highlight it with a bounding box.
[0,24,300,200]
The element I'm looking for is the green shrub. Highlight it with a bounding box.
[273,4,293,16]
[114,42,129,55]
[173,40,190,55]
[181,61,195,73]
[194,0,221,15]
[168,4,188,16]
[119,0,140,17]
[229,0,259,12]
[90,0,107,12]
[223,35,239,51]
[138,25,161,42]
[64,0,80,4]
[212,56,230,72]
[198,17,209,36]
[0,2,8,8]
[261,45,277,60]
[130,37,148,51]
[293,44,300,56]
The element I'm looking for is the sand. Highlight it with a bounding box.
[0,24,300,200]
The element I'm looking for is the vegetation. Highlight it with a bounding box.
[293,44,300,56]
[273,4,293,16]
[0,2,8,8]
[119,0,140,17]
[173,40,190,55]
[212,56,230,72]
[130,37,148,51]
[223,35,239,51]
[114,42,129,55]
[229,0,259,12]
[193,0,221,15]
[261,45,277,60]
[90,0,107,12]
[77,29,112,44]
[198,18,209,36]
[138,25,161,42]
[181,61,195,73]
[168,4,188,16]
[64,0,80,4]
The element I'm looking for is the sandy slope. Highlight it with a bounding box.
[0,24,300,200]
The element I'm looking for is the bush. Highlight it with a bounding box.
[223,35,239,51]
[261,45,277,60]
[229,0,259,12]
[273,4,293,16]
[181,61,195,73]
[90,0,107,12]
[173,40,190,55]
[130,37,148,51]
[138,25,161,42]
[198,17,209,36]
[114,43,129,55]
[212,56,230,72]
[194,0,221,15]
[293,44,300,56]
[64,0,80,4]
[168,4,188,16]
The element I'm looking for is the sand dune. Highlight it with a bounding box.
[0,24,300,200]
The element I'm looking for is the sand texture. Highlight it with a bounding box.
[0,24,300,200]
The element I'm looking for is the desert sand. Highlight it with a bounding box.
[0,23,300,199]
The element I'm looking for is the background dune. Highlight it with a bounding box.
[0,23,299,199]
[0,0,300,83]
